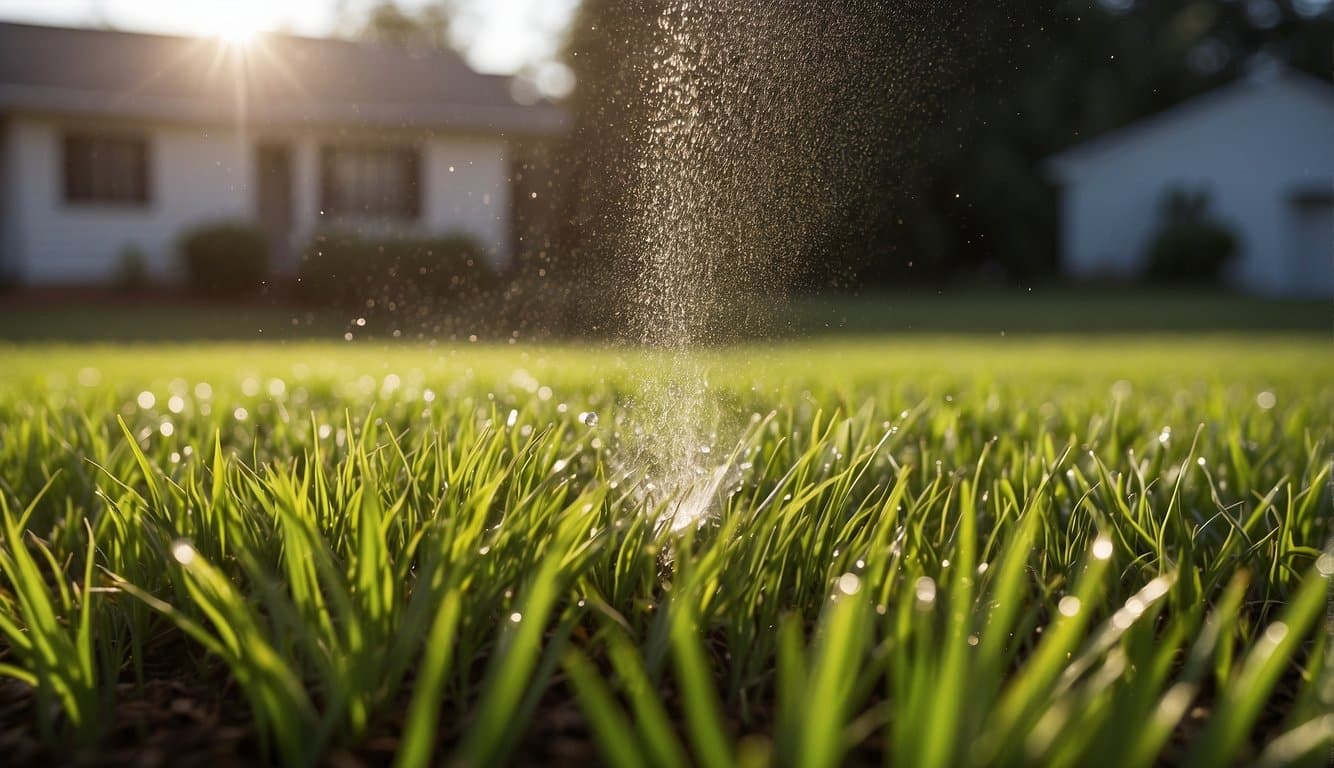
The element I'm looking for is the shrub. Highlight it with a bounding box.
[1143,188,1238,284]
[113,245,151,293]
[297,233,493,308]
[178,222,269,298]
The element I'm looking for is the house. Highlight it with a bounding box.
[0,21,565,286]
[1046,65,1333,297]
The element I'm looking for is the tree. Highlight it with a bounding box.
[555,0,1333,292]
[336,1,453,50]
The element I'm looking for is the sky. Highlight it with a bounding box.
[0,0,579,74]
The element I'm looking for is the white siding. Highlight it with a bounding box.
[10,116,249,282]
[6,116,514,283]
[1051,75,1334,296]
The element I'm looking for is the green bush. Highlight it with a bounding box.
[297,233,493,308]
[1143,188,1238,284]
[113,245,151,294]
[178,223,269,297]
[1146,225,1238,283]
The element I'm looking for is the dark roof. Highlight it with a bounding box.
[0,21,565,135]
[1045,65,1334,179]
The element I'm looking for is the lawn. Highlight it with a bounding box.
[0,336,1331,766]
[0,288,1327,341]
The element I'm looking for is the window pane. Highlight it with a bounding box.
[320,145,420,219]
[63,134,149,205]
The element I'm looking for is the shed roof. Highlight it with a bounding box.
[1045,66,1334,181]
[0,21,566,135]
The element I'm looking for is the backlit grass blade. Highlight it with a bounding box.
[395,585,463,768]
[1184,565,1331,767]
[563,649,651,768]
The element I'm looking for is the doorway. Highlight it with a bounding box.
[256,144,294,275]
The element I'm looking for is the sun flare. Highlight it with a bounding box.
[209,10,270,47]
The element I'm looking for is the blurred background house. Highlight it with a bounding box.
[0,20,563,288]
[0,0,1329,336]
[1047,63,1333,297]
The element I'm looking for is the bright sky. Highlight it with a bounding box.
[0,0,579,74]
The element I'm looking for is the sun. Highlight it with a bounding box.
[210,11,270,47]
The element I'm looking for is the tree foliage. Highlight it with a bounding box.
[557,0,1333,289]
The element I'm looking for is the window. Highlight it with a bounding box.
[320,146,421,219]
[63,134,149,205]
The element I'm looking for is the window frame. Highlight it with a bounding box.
[318,144,423,221]
[61,132,151,208]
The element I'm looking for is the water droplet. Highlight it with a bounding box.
[509,612,523,623]
[136,391,156,409]
[915,576,937,606]
[506,409,519,428]
[1264,621,1288,644]
[1256,391,1276,410]
[233,407,249,421]
[580,411,599,427]
[1058,596,1081,617]
[159,422,175,437]
[836,572,861,595]
[171,540,196,565]
[1092,537,1114,560]
[1316,552,1334,577]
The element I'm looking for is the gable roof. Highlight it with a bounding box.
[0,21,565,135]
[1045,66,1334,181]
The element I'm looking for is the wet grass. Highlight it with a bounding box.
[0,337,1331,766]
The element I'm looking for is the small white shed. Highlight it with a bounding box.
[1046,67,1334,297]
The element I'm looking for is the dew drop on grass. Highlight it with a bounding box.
[506,409,519,428]
[159,422,175,437]
[580,411,599,427]
[136,391,156,409]
[233,407,249,421]
[1256,391,1276,410]
[167,395,185,413]
[509,612,523,624]
[1092,536,1114,560]
[1316,552,1334,577]
[171,540,196,565]
[1264,621,1288,644]
[836,572,861,595]
[914,576,937,606]
[1058,596,1082,617]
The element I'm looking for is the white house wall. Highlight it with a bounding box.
[1054,77,1334,296]
[9,115,250,283]
[7,115,513,284]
